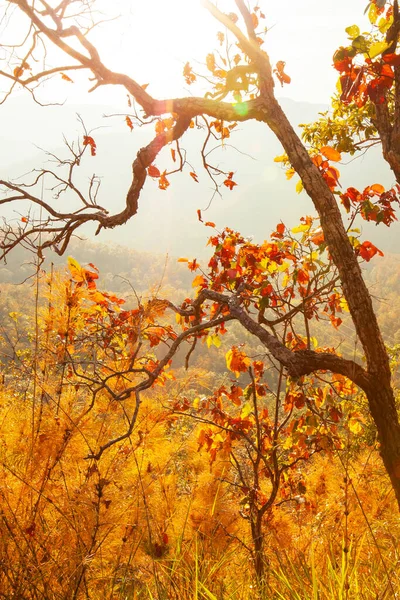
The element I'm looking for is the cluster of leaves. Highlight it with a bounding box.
[333,2,399,106]
[340,182,400,226]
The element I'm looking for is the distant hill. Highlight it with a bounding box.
[1,95,399,260]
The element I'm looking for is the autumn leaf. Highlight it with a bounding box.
[370,183,385,194]
[226,346,251,377]
[190,172,199,182]
[60,72,73,82]
[148,165,161,178]
[67,256,85,282]
[197,209,203,222]
[158,171,170,190]
[125,116,133,131]
[274,61,291,86]
[83,136,96,156]
[320,146,342,162]
[206,53,216,73]
[141,83,149,90]
[183,62,196,85]
[357,240,384,262]
[170,148,176,162]
[251,12,259,29]
[205,221,215,227]
[224,179,237,190]
[21,216,28,223]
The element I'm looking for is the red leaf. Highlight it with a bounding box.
[197,209,203,222]
[148,165,161,178]
[224,179,238,190]
[358,240,384,262]
[83,136,96,156]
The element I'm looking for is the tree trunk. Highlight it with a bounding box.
[251,512,266,589]
[259,92,400,509]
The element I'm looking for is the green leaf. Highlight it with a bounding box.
[345,25,360,40]
[352,35,369,53]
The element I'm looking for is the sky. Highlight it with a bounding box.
[81,0,371,105]
[3,0,397,260]
[1,0,371,106]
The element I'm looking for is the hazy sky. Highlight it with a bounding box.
[2,0,370,107]
[84,0,371,106]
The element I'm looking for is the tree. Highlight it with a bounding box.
[1,0,400,509]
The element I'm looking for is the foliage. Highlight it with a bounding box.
[1,0,400,596]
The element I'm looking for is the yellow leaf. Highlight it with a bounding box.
[348,418,363,435]
[295,179,304,194]
[378,15,393,34]
[286,168,295,180]
[193,397,200,409]
[368,41,390,59]
[291,224,311,234]
[274,153,288,163]
[241,402,253,419]
[67,256,84,282]
[368,2,378,24]
[345,25,360,39]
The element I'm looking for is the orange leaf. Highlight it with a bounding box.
[226,346,251,377]
[370,183,385,194]
[205,221,215,227]
[141,83,149,90]
[224,179,238,190]
[61,72,73,82]
[83,136,96,156]
[171,148,176,162]
[125,116,133,131]
[13,66,24,78]
[274,61,291,86]
[178,258,188,262]
[158,171,170,191]
[320,146,342,162]
[21,216,28,223]
[197,209,203,222]
[251,12,259,28]
[190,172,199,182]
[148,165,161,178]
[183,62,196,85]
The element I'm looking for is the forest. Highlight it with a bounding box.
[1,0,400,598]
